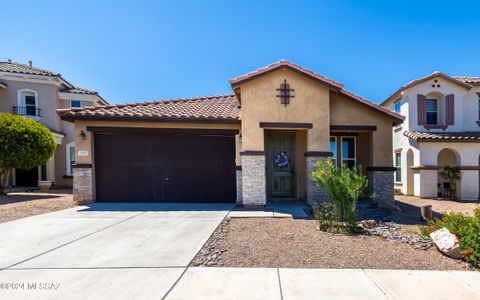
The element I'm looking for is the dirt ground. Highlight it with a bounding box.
[192,217,473,270]
[392,195,480,234]
[0,189,76,223]
[192,195,479,270]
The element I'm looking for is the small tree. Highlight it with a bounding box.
[0,113,56,195]
[311,158,368,233]
[439,165,461,201]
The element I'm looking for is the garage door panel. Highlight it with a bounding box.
[94,132,235,203]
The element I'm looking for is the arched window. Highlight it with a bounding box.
[66,142,75,176]
[16,89,39,116]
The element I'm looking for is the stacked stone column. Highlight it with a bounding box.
[73,165,93,204]
[240,152,266,206]
[305,155,330,204]
[367,168,395,208]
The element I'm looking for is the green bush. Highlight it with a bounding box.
[0,113,56,194]
[311,158,368,234]
[420,209,480,267]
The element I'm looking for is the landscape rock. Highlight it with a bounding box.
[360,220,377,229]
[364,221,433,250]
[430,227,463,259]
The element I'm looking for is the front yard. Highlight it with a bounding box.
[192,195,479,271]
[0,189,75,223]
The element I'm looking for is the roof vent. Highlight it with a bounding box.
[7,59,11,63]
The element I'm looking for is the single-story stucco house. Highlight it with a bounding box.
[58,60,404,207]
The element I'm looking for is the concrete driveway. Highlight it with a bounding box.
[0,202,233,299]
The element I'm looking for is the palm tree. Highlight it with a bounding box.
[439,165,461,201]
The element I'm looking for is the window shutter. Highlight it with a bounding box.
[446,94,455,125]
[417,94,426,125]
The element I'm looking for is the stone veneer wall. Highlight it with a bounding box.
[368,170,395,208]
[241,155,266,206]
[306,156,329,203]
[73,167,93,204]
[236,169,243,204]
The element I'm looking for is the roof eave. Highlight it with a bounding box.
[230,64,343,92]
[338,90,405,125]
[58,114,241,124]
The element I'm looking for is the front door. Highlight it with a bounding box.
[268,132,295,198]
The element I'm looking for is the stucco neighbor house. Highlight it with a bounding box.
[58,60,403,207]
[381,72,480,201]
[0,60,107,188]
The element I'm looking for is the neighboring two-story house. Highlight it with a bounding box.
[381,72,480,201]
[0,60,107,188]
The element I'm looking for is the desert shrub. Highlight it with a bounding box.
[421,209,480,267]
[0,113,56,194]
[311,158,368,234]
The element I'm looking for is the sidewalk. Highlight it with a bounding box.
[164,267,479,300]
[2,267,478,300]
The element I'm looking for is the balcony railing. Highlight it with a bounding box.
[12,106,41,117]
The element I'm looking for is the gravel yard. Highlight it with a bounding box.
[394,195,480,217]
[0,189,75,223]
[192,217,473,270]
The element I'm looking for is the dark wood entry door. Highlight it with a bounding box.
[268,132,295,198]
[94,131,236,203]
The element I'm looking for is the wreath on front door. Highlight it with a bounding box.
[274,151,289,168]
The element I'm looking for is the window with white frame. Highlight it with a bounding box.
[425,99,438,125]
[341,137,356,168]
[66,142,75,176]
[17,89,39,116]
[70,100,82,108]
[330,136,337,166]
[395,152,402,182]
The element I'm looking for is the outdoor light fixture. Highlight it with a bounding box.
[79,130,86,140]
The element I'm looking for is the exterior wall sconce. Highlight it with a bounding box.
[79,130,86,140]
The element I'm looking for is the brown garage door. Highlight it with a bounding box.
[93,129,236,203]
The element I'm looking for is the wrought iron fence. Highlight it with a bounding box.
[12,106,41,117]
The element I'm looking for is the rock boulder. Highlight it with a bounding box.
[430,227,463,259]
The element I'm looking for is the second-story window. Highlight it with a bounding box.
[16,89,39,117]
[394,100,401,113]
[425,99,438,125]
[70,100,82,108]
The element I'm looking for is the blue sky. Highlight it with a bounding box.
[1,1,479,104]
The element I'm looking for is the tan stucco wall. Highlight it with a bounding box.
[330,92,394,166]
[238,68,330,152]
[0,79,60,129]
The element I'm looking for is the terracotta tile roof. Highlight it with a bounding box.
[453,76,480,85]
[0,61,61,77]
[1,60,108,104]
[58,60,403,124]
[58,94,240,123]
[229,59,344,90]
[381,72,473,106]
[60,87,98,95]
[404,130,480,142]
